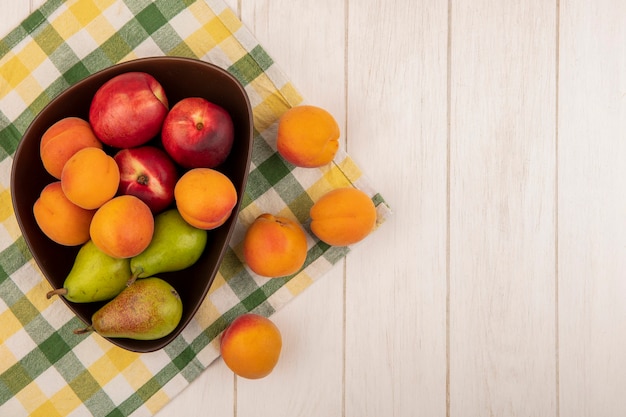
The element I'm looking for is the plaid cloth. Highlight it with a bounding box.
[0,0,391,416]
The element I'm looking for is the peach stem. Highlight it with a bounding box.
[137,174,149,185]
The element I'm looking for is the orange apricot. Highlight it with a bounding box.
[309,187,377,246]
[276,105,340,168]
[174,168,237,230]
[220,313,282,379]
[89,195,154,259]
[33,181,96,246]
[40,117,102,179]
[61,147,120,210]
[242,213,308,278]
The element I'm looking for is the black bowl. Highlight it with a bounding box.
[10,56,253,352]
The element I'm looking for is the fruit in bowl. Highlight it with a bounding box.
[114,145,179,214]
[162,97,235,169]
[10,57,253,353]
[89,71,169,149]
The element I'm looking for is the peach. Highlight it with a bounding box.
[89,195,154,259]
[40,117,103,179]
[242,213,308,278]
[174,168,237,230]
[220,313,282,379]
[61,147,120,209]
[276,105,340,168]
[310,187,377,246]
[33,181,96,246]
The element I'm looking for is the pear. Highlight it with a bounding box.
[127,208,207,285]
[46,240,131,303]
[74,277,183,340]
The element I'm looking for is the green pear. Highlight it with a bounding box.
[74,277,183,340]
[46,240,131,303]
[128,208,207,285]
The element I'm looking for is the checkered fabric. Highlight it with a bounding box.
[0,0,391,416]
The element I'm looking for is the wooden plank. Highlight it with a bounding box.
[0,0,29,35]
[345,1,448,416]
[558,1,626,415]
[234,1,347,416]
[448,1,557,416]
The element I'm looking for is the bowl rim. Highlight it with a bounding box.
[10,56,254,352]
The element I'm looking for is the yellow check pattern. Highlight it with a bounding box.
[0,0,391,416]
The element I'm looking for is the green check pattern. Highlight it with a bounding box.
[0,0,391,416]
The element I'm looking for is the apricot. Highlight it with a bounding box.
[89,195,154,259]
[33,181,96,246]
[220,313,282,379]
[276,105,340,168]
[310,187,377,246]
[61,147,120,210]
[40,117,103,179]
[174,168,237,230]
[242,213,308,278]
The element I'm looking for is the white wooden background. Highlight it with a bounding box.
[4,0,626,416]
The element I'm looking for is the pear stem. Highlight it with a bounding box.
[46,288,68,299]
[126,269,142,286]
[73,326,94,335]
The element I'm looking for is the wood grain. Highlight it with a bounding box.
[344,1,448,416]
[558,1,626,416]
[449,1,557,416]
[0,0,27,32]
